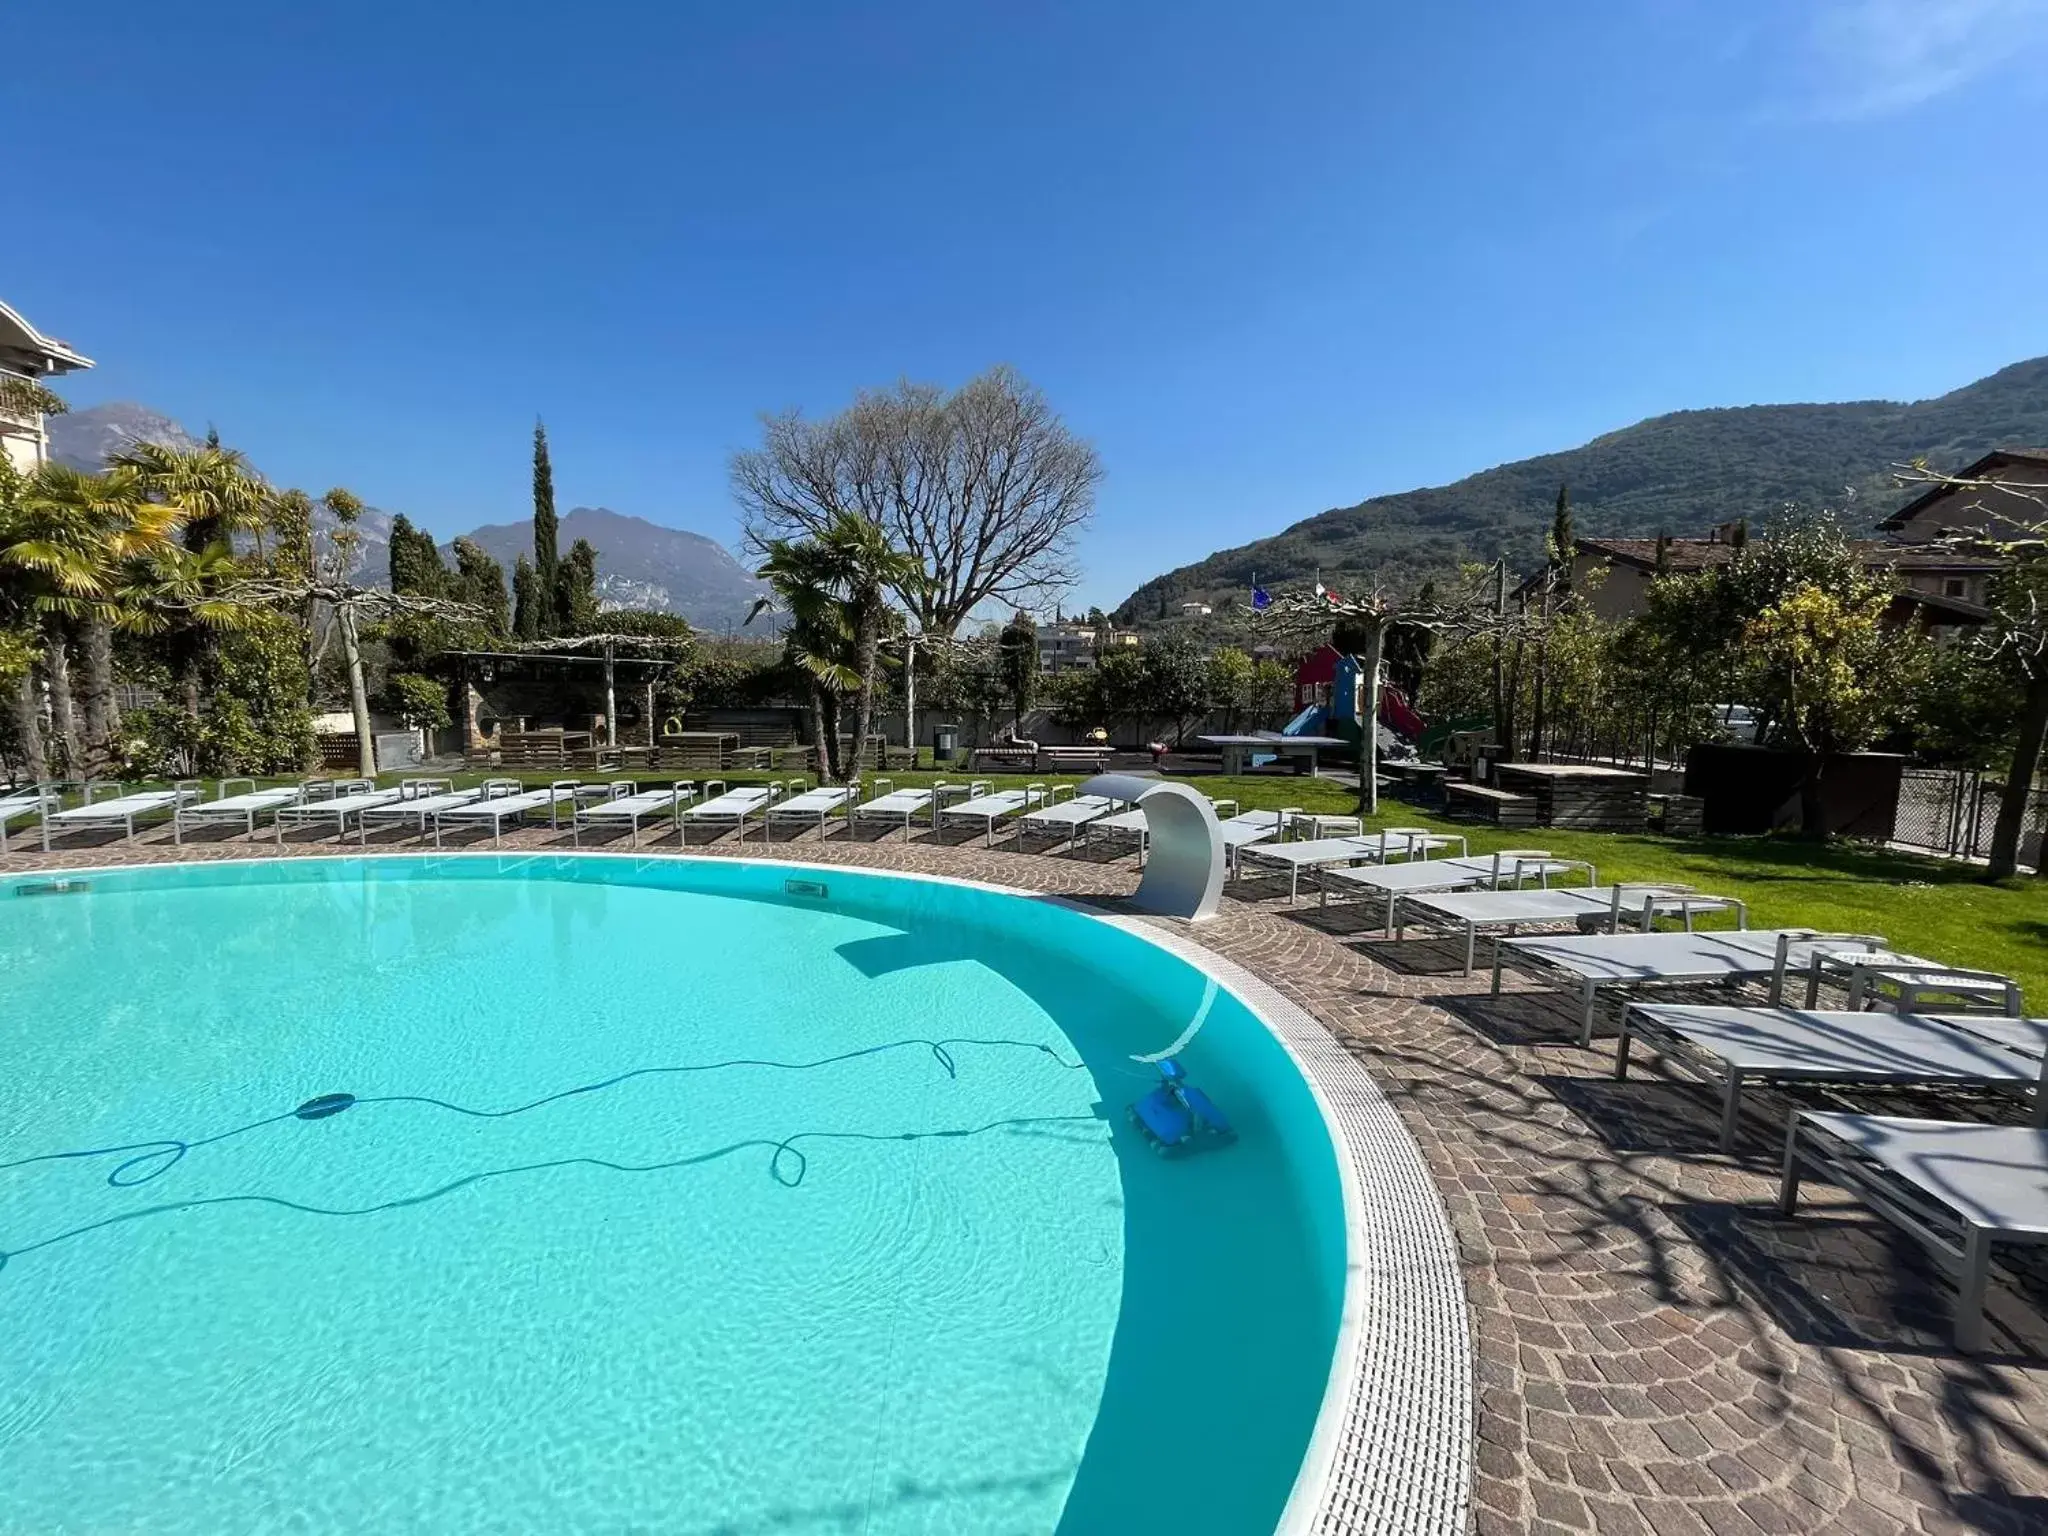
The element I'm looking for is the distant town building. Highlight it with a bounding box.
[1178,601,1213,617]
[1036,619,1138,671]
[0,298,93,473]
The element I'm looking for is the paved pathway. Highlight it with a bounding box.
[9,822,2048,1533]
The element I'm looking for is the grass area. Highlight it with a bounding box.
[28,767,2048,1000]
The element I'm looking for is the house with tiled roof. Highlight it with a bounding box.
[1525,523,1998,631]
[1877,448,2048,542]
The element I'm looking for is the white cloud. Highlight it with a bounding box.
[1806,0,2048,118]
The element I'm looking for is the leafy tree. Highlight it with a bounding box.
[381,671,453,732]
[1932,497,2048,876]
[1206,645,1254,730]
[532,420,559,636]
[1092,643,1150,742]
[1140,631,1210,746]
[511,555,542,641]
[1743,580,1905,832]
[1246,657,1295,728]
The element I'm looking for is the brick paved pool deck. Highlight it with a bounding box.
[8,822,2048,1534]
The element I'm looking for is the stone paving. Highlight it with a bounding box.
[9,820,2048,1534]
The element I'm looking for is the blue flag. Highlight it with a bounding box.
[1251,585,1271,610]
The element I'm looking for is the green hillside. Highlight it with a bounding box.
[1115,355,2048,618]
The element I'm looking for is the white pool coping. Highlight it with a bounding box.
[3,847,1474,1535]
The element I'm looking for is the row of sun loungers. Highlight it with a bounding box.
[1461,909,2045,1350]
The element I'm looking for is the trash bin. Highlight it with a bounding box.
[932,725,960,762]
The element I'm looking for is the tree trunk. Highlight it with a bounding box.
[1987,671,2048,878]
[805,686,831,784]
[1489,560,1507,759]
[1797,752,1827,837]
[7,668,47,783]
[79,616,121,769]
[338,604,377,777]
[903,636,918,765]
[1353,624,1385,818]
[847,615,880,783]
[42,634,82,777]
[819,691,845,783]
[602,643,618,748]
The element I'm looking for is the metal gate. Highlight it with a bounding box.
[1896,768,2047,868]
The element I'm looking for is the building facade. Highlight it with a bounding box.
[0,298,94,474]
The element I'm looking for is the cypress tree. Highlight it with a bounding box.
[556,537,600,634]
[532,419,560,636]
[512,554,542,641]
[1550,484,1573,595]
[387,514,448,597]
[452,538,511,637]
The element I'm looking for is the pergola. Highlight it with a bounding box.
[450,635,689,748]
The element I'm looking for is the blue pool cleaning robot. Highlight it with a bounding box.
[1129,1058,1234,1154]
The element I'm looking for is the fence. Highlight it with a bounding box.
[1895,768,2047,869]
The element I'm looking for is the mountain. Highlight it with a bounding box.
[451,508,768,631]
[48,401,203,469]
[1116,355,2048,619]
[46,404,766,629]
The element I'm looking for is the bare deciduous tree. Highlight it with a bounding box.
[732,365,1101,636]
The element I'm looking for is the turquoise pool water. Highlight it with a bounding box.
[0,855,1346,1534]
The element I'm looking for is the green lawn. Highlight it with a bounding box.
[44,766,2048,1000]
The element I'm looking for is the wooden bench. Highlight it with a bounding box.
[1444,781,1540,827]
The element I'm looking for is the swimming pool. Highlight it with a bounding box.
[0,854,1361,1533]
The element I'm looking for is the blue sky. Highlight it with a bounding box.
[9,1,2048,609]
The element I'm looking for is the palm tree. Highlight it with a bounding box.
[20,465,184,766]
[746,515,922,782]
[110,441,269,555]
[110,443,270,715]
[748,536,861,781]
[816,514,923,776]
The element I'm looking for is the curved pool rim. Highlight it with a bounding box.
[3,848,1474,1535]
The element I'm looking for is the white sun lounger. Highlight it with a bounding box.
[1617,1003,2048,1154]
[1237,830,1463,903]
[1315,850,1593,927]
[356,782,490,843]
[679,784,779,844]
[173,779,327,843]
[1779,1113,2048,1350]
[1493,928,1893,1046]
[42,783,202,849]
[272,779,407,842]
[432,780,585,847]
[1018,791,1123,849]
[0,786,60,854]
[938,786,1047,846]
[1395,884,1748,975]
[764,785,856,839]
[851,782,937,836]
[572,783,698,847]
